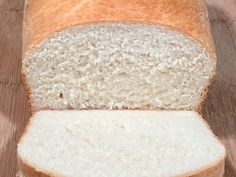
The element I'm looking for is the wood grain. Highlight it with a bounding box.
[0,0,235,176]
[0,0,31,177]
[203,1,236,176]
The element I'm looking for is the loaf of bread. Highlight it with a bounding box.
[17,110,225,177]
[22,0,216,111]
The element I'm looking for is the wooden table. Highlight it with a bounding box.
[0,0,235,176]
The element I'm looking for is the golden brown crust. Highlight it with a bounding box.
[21,74,33,115]
[18,157,50,177]
[18,156,64,177]
[23,0,215,58]
[197,73,216,113]
[189,160,225,177]
[19,156,225,177]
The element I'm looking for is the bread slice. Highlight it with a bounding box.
[17,110,225,177]
[22,0,216,111]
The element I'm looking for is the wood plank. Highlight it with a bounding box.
[203,1,236,176]
[0,1,30,177]
[0,84,30,177]
[0,0,235,176]
[0,0,23,84]
[207,0,236,22]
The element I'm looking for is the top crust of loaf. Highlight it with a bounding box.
[23,0,215,59]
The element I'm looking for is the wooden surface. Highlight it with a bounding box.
[0,0,235,176]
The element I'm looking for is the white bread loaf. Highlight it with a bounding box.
[17,110,225,177]
[22,0,216,111]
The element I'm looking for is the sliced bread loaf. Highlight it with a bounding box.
[18,110,225,177]
[22,0,216,111]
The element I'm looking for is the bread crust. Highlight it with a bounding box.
[23,0,215,57]
[18,157,64,177]
[21,74,33,115]
[18,156,225,177]
[21,0,216,112]
[197,73,216,113]
[18,110,225,177]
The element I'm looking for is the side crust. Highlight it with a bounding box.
[197,73,216,113]
[18,156,63,177]
[21,73,33,114]
[18,148,225,177]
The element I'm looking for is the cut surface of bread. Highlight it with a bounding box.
[23,0,216,111]
[18,111,225,177]
[23,23,214,111]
